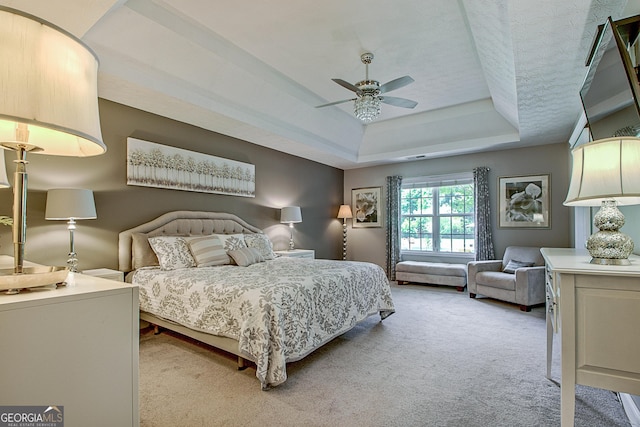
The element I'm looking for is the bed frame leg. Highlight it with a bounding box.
[237,356,248,371]
[153,325,161,335]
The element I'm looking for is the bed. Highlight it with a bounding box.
[118,211,395,389]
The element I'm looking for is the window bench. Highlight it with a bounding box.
[396,261,467,291]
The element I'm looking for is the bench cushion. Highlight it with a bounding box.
[396,261,466,277]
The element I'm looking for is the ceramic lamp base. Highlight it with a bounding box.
[586,200,634,265]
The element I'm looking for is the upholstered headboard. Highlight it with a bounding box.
[118,211,263,272]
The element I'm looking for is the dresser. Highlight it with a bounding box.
[0,259,139,427]
[541,248,640,426]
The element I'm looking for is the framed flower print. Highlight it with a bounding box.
[352,187,382,228]
[498,174,550,228]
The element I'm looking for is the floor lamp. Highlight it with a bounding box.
[46,189,97,273]
[0,7,106,292]
[337,205,353,260]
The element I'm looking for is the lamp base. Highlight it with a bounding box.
[342,223,348,260]
[67,251,79,273]
[589,257,631,266]
[585,200,634,265]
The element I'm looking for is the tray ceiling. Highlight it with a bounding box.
[0,0,635,169]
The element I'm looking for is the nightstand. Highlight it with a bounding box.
[0,273,139,426]
[274,249,315,259]
[82,268,125,282]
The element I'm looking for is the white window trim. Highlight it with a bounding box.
[401,171,475,255]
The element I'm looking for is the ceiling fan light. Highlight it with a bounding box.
[354,93,381,123]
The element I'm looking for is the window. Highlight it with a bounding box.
[400,173,475,254]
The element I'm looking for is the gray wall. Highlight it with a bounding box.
[0,99,344,270]
[344,143,572,269]
[619,206,640,256]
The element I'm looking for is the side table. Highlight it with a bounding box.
[275,249,315,259]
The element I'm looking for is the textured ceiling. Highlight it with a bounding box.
[0,0,637,169]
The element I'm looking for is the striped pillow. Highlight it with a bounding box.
[186,236,230,267]
[228,247,264,267]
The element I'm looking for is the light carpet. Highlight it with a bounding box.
[139,283,631,427]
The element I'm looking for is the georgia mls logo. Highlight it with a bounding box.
[0,405,64,427]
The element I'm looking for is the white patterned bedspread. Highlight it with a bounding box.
[133,257,395,388]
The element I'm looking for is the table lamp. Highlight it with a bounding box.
[563,136,640,265]
[46,189,97,272]
[0,7,106,291]
[281,206,302,250]
[337,205,353,260]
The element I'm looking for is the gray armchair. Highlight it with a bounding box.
[467,246,545,312]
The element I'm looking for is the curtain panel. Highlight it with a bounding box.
[473,167,495,261]
[385,175,403,280]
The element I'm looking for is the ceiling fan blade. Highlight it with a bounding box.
[316,98,356,108]
[332,78,363,94]
[381,96,418,109]
[379,76,414,93]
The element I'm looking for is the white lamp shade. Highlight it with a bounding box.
[0,7,106,156]
[337,204,353,219]
[0,150,9,188]
[281,206,302,223]
[45,188,96,220]
[564,136,640,206]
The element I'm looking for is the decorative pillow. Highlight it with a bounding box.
[186,235,230,267]
[132,233,160,269]
[503,260,535,274]
[148,236,196,270]
[244,234,276,260]
[228,247,264,267]
[215,234,248,252]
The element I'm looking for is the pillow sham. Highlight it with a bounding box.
[215,234,248,252]
[131,232,160,270]
[228,247,264,267]
[244,233,276,260]
[503,260,535,274]
[148,236,196,270]
[186,235,231,267]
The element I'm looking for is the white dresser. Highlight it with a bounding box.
[275,249,315,259]
[541,248,640,426]
[0,261,139,427]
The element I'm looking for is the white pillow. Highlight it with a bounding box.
[186,235,230,267]
[148,236,196,270]
[244,234,276,260]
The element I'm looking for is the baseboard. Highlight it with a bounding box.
[620,393,640,427]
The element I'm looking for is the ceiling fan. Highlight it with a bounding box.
[316,52,418,123]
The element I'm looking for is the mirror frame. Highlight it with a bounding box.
[581,16,640,140]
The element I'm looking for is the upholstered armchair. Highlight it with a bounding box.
[467,246,545,312]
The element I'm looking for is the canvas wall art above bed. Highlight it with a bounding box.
[118,211,395,389]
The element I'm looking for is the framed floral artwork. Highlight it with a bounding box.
[352,187,382,228]
[498,174,550,228]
